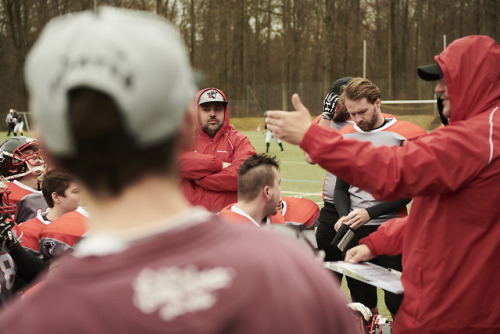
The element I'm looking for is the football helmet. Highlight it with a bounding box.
[0,137,45,180]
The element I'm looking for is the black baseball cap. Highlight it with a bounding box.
[330,76,354,95]
[417,63,442,81]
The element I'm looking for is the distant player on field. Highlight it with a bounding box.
[265,124,284,153]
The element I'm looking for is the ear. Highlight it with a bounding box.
[375,98,381,109]
[263,185,271,200]
[51,192,60,205]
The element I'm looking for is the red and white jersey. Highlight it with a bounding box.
[19,211,51,257]
[339,117,426,225]
[15,192,48,224]
[0,209,359,333]
[218,204,260,227]
[5,180,39,205]
[38,207,89,259]
[269,197,320,229]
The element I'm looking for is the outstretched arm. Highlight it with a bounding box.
[267,94,494,201]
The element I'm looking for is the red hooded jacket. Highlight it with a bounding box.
[180,88,255,212]
[300,36,500,333]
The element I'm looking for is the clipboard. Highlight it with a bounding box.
[326,261,404,294]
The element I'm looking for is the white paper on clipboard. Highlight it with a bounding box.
[325,261,404,294]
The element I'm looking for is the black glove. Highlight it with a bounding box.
[322,92,340,120]
[0,214,18,251]
[437,96,448,125]
[1,230,19,251]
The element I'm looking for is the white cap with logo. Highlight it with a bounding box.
[198,89,228,105]
[25,7,197,156]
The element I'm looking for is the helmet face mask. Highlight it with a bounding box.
[0,137,45,180]
[0,180,16,217]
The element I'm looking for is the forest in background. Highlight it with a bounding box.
[0,0,498,123]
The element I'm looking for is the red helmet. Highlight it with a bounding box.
[0,136,45,180]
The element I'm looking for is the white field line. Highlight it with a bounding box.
[281,190,323,196]
[280,160,310,164]
[282,178,323,184]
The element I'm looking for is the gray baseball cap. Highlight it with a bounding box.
[25,7,197,156]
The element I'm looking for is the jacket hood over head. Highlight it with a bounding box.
[435,35,500,123]
[194,88,230,139]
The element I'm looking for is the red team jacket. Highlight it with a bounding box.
[300,36,500,333]
[179,88,256,212]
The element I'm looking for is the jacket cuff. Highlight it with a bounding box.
[359,235,379,258]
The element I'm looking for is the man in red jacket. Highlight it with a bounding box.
[266,35,500,333]
[180,88,255,212]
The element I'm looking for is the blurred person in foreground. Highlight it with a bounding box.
[0,7,359,334]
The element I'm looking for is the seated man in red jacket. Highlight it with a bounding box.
[179,88,256,212]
